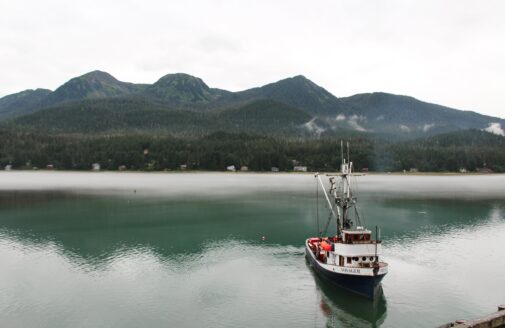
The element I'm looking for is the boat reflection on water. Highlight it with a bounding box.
[307,261,387,327]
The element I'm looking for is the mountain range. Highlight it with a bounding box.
[1,70,504,138]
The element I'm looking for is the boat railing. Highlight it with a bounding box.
[354,261,388,269]
[338,240,382,245]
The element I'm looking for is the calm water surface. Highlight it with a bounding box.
[0,172,504,327]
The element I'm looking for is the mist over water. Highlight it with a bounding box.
[2,171,505,199]
[0,172,504,327]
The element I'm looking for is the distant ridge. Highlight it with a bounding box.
[1,70,504,139]
[339,92,503,135]
[0,88,51,119]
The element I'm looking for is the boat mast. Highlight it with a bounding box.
[315,141,362,236]
[338,141,354,230]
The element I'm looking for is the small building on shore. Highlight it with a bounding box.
[226,165,236,172]
[271,167,279,172]
[92,163,101,171]
[4,165,12,171]
[240,166,249,172]
[477,167,494,173]
[293,166,307,172]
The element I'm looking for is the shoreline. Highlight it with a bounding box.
[0,169,503,176]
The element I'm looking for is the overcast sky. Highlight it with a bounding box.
[1,0,504,118]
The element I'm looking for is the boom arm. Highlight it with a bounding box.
[315,173,341,234]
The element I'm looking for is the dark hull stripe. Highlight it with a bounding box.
[305,244,385,299]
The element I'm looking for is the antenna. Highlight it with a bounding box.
[347,141,350,163]
[340,140,343,164]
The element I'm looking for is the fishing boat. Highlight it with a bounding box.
[305,142,388,299]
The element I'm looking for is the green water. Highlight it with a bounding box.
[0,172,504,327]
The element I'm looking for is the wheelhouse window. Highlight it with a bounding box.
[344,231,372,242]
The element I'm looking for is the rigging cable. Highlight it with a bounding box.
[353,172,366,227]
[316,176,320,237]
[323,205,336,236]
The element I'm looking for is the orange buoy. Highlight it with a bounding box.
[320,240,332,251]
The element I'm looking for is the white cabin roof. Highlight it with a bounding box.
[343,229,371,234]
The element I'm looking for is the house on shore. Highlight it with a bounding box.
[293,166,307,172]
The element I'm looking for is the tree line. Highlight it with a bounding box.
[1,129,504,172]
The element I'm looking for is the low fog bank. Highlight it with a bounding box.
[361,174,505,200]
[0,172,504,200]
[0,172,308,198]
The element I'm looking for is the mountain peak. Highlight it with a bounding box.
[146,73,215,104]
[291,74,309,81]
[78,70,118,82]
[273,75,313,86]
[41,70,141,106]
[237,74,345,115]
[154,73,209,89]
